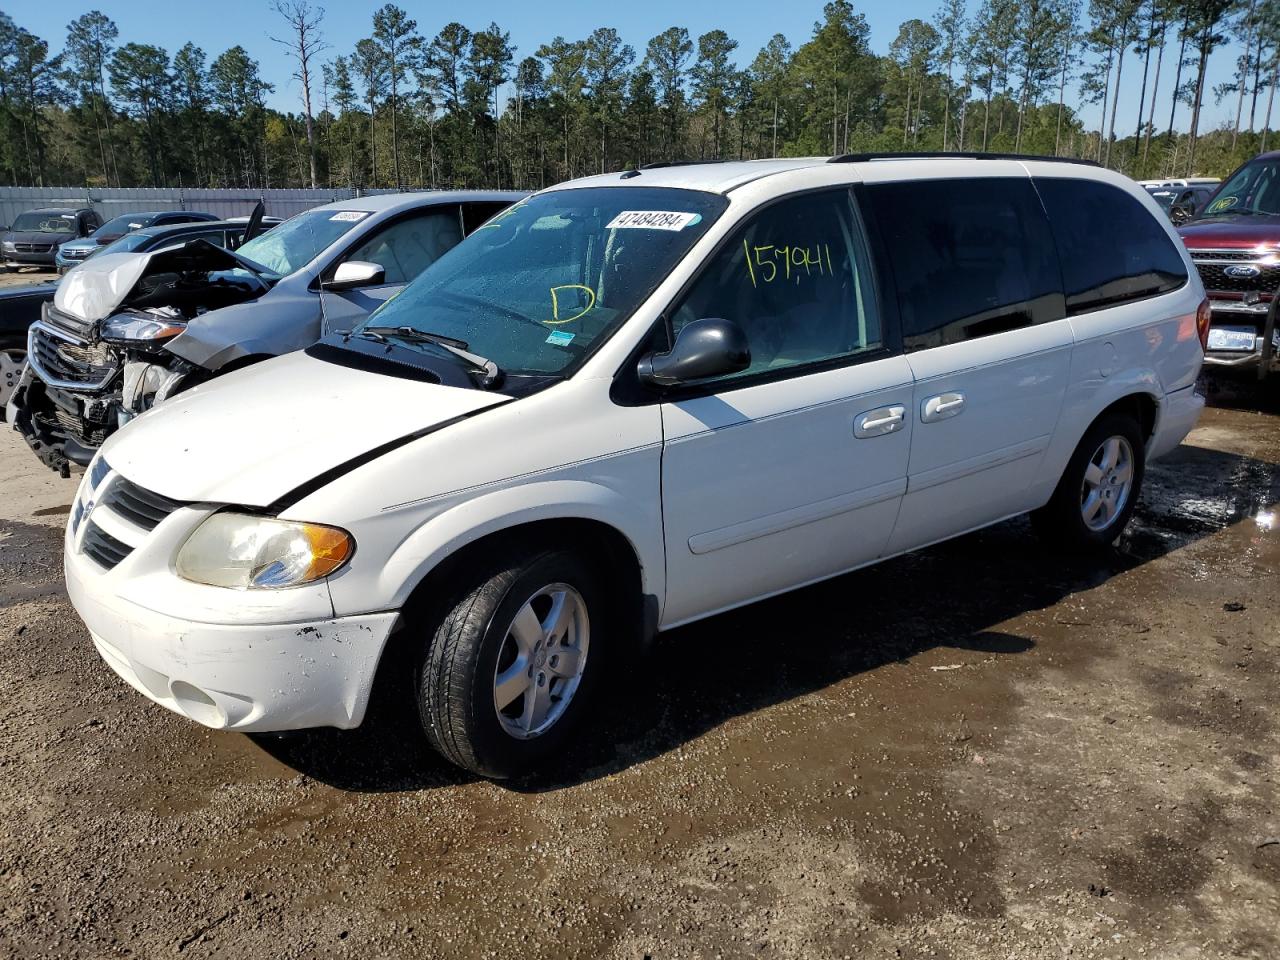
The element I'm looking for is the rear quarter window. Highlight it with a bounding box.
[1034,178,1188,315]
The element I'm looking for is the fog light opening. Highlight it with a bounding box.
[169,681,226,728]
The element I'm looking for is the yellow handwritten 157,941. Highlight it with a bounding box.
[743,240,834,288]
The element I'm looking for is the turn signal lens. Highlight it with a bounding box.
[1196,298,1212,353]
[176,513,354,589]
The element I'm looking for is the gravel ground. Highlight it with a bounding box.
[0,375,1277,960]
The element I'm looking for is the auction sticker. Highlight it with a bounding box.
[330,211,370,222]
[607,211,702,231]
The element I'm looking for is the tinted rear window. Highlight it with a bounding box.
[1035,178,1187,315]
[865,178,1064,351]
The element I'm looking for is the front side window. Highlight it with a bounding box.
[340,210,461,285]
[866,177,1063,351]
[234,208,371,278]
[354,187,727,377]
[1036,178,1188,315]
[667,188,882,381]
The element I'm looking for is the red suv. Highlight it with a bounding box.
[1177,151,1280,377]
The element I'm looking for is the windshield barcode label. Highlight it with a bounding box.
[606,211,702,231]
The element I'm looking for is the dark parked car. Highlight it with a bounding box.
[1149,184,1216,224]
[2,207,102,269]
[0,217,280,414]
[55,210,219,272]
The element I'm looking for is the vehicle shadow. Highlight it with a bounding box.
[253,439,1279,793]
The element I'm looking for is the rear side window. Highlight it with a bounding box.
[1035,178,1187,315]
[865,178,1064,351]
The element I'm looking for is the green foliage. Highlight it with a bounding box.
[0,3,1267,189]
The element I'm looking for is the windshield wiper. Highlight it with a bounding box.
[359,325,504,388]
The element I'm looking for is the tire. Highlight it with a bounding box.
[415,546,607,778]
[1032,412,1146,551]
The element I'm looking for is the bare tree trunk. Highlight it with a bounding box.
[1262,58,1277,152]
[1105,17,1131,166]
[1187,36,1211,175]
[772,97,778,157]
[1143,22,1166,165]
[1097,30,1116,163]
[1056,33,1071,155]
[1133,9,1154,162]
[1166,26,1188,141]
[1232,0,1257,151]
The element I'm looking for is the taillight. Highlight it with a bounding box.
[1196,297,1211,352]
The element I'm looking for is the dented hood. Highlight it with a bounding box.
[100,350,506,506]
[53,241,268,323]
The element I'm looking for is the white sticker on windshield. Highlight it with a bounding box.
[606,211,702,231]
[330,211,370,222]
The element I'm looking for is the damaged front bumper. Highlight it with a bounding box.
[14,315,196,475]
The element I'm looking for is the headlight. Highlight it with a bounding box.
[176,513,354,589]
[100,313,187,343]
[2,241,15,252]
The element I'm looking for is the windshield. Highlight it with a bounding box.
[11,211,75,233]
[1150,190,1177,211]
[1194,157,1280,219]
[353,187,727,378]
[96,231,157,256]
[94,213,151,237]
[234,208,370,277]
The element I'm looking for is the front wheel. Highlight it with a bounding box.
[414,546,606,778]
[1032,412,1145,550]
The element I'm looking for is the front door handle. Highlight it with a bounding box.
[854,405,906,438]
[921,391,966,423]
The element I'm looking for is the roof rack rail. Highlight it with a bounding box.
[827,151,1101,167]
[639,160,731,170]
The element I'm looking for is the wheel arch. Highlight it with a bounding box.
[365,479,663,651]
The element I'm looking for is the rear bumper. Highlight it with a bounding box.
[1148,383,1205,461]
[66,539,400,731]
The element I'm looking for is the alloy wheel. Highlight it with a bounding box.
[492,583,590,740]
[1080,435,1135,532]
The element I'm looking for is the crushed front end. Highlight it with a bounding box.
[11,303,197,475]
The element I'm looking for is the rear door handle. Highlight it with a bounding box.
[921,392,966,423]
[854,405,906,438]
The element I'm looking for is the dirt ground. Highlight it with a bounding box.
[0,267,57,289]
[0,374,1277,960]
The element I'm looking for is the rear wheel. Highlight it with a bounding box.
[414,546,606,778]
[1033,412,1145,550]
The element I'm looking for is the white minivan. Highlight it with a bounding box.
[64,155,1208,778]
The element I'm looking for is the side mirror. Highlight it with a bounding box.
[637,317,750,388]
[325,260,386,291]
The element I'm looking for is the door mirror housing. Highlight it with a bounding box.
[326,260,386,291]
[637,317,751,388]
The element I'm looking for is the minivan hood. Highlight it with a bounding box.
[101,350,507,506]
[53,241,268,323]
[1178,214,1280,248]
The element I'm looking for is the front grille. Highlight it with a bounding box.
[1188,249,1261,261]
[52,406,110,446]
[30,324,116,387]
[62,248,90,259]
[1191,260,1280,295]
[81,521,131,571]
[14,242,53,254]
[101,476,185,531]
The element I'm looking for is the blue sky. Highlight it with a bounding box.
[15,0,1248,134]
